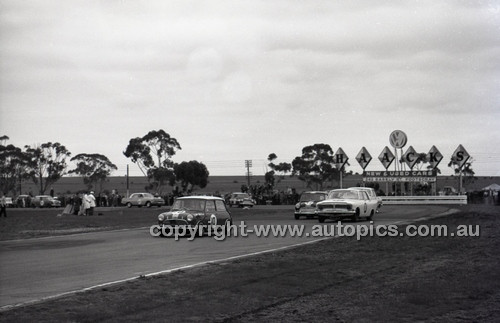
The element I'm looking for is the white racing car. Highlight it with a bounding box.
[348,187,383,212]
[316,189,379,223]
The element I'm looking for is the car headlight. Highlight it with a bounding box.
[158,214,165,221]
[295,203,300,209]
[346,204,352,210]
[186,214,194,222]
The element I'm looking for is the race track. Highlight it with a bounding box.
[0,205,452,309]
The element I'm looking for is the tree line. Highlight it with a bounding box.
[0,132,475,197]
[0,130,208,196]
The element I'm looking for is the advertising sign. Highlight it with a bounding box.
[378,146,395,170]
[427,145,443,169]
[334,147,349,170]
[363,170,437,183]
[402,145,418,169]
[355,147,372,170]
[389,130,407,149]
[451,144,470,169]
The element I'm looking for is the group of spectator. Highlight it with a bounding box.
[72,191,96,215]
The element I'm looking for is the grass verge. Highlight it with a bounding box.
[0,207,163,241]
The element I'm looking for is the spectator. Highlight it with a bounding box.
[0,192,7,217]
[80,192,90,216]
[87,191,96,215]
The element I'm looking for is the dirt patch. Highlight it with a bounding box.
[1,205,499,322]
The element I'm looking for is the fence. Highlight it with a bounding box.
[381,195,468,205]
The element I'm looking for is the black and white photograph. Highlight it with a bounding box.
[1,1,499,321]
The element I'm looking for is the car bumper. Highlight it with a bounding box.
[231,201,254,206]
[295,208,317,216]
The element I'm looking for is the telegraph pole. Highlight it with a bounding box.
[126,164,130,198]
[245,160,252,188]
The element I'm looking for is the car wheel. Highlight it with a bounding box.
[220,219,232,237]
[197,224,206,237]
[146,201,152,208]
[367,209,374,221]
[126,202,132,208]
[294,214,300,220]
[318,216,326,223]
[352,209,360,222]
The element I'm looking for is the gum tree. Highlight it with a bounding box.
[291,144,337,190]
[174,160,209,194]
[123,129,181,194]
[69,153,117,193]
[24,142,71,194]
[265,153,292,191]
[0,140,31,195]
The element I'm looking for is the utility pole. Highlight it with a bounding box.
[126,164,130,198]
[245,160,252,188]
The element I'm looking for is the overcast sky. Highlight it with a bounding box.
[1,0,499,177]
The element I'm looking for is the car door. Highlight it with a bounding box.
[215,200,230,224]
[360,191,369,216]
[205,200,218,226]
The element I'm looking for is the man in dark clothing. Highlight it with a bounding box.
[0,193,7,217]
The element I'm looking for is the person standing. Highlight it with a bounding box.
[81,192,90,216]
[88,191,96,215]
[0,193,7,217]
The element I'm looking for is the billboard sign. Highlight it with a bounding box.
[355,147,372,170]
[402,145,418,170]
[427,145,443,169]
[334,147,349,170]
[378,146,395,170]
[451,144,470,170]
[389,130,407,149]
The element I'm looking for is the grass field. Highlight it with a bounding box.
[1,205,499,322]
[0,206,163,241]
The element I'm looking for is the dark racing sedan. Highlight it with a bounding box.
[155,196,232,237]
[294,191,328,219]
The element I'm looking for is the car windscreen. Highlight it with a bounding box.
[300,193,326,202]
[172,199,206,211]
[328,190,359,200]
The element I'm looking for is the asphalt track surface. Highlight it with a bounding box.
[0,205,453,309]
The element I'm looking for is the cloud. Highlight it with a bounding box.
[1,0,499,176]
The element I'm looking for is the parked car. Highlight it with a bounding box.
[156,196,232,237]
[316,189,378,223]
[228,192,256,208]
[348,187,383,212]
[4,197,14,208]
[31,195,62,208]
[121,193,165,208]
[294,191,328,220]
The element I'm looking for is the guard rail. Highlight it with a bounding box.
[381,195,467,205]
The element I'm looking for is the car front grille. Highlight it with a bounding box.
[163,219,189,226]
[317,204,349,210]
